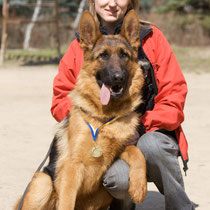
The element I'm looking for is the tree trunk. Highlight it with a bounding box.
[23,0,42,50]
[0,0,9,66]
[54,0,61,59]
[72,0,87,29]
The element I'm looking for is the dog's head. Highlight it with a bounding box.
[74,10,144,116]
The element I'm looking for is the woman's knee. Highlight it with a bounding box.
[103,159,130,200]
[137,131,179,160]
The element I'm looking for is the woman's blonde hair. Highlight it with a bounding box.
[88,0,140,24]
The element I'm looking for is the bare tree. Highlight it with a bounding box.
[23,0,42,50]
[0,0,9,66]
[72,0,87,29]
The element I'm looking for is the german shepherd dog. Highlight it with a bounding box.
[15,10,147,210]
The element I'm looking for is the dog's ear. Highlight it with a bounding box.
[79,11,101,51]
[120,10,140,53]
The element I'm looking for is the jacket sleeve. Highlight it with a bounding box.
[142,28,188,132]
[51,41,78,122]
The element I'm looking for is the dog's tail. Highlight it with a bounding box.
[14,172,55,210]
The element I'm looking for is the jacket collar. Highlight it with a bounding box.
[99,20,123,35]
[140,23,153,43]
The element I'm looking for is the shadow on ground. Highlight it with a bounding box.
[22,58,60,66]
[136,191,199,210]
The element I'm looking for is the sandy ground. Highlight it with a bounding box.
[0,64,210,210]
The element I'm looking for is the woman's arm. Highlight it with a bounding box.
[142,27,188,132]
[51,40,83,122]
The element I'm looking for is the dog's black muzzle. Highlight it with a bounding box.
[96,69,128,99]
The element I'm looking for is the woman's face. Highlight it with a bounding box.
[94,0,130,24]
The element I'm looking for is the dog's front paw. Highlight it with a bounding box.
[128,170,147,203]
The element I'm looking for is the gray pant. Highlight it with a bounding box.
[103,131,195,210]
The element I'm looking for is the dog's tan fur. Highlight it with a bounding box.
[15,10,147,210]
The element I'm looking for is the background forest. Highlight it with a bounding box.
[0,0,210,63]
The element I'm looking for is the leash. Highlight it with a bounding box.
[18,137,57,210]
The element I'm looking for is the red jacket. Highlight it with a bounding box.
[51,25,189,170]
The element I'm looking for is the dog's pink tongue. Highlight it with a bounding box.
[100,84,111,105]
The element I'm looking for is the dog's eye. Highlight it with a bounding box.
[119,49,129,59]
[97,51,109,60]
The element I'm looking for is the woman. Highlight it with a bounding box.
[51,0,194,209]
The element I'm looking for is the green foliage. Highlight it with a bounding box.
[156,0,210,13]
[0,0,38,17]
[4,47,66,64]
[154,0,210,35]
[186,0,210,10]
[10,0,31,5]
[0,0,85,18]
[156,0,187,13]
[140,0,154,10]
[200,15,210,33]
[59,0,86,18]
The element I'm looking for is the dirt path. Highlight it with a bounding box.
[0,65,209,209]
